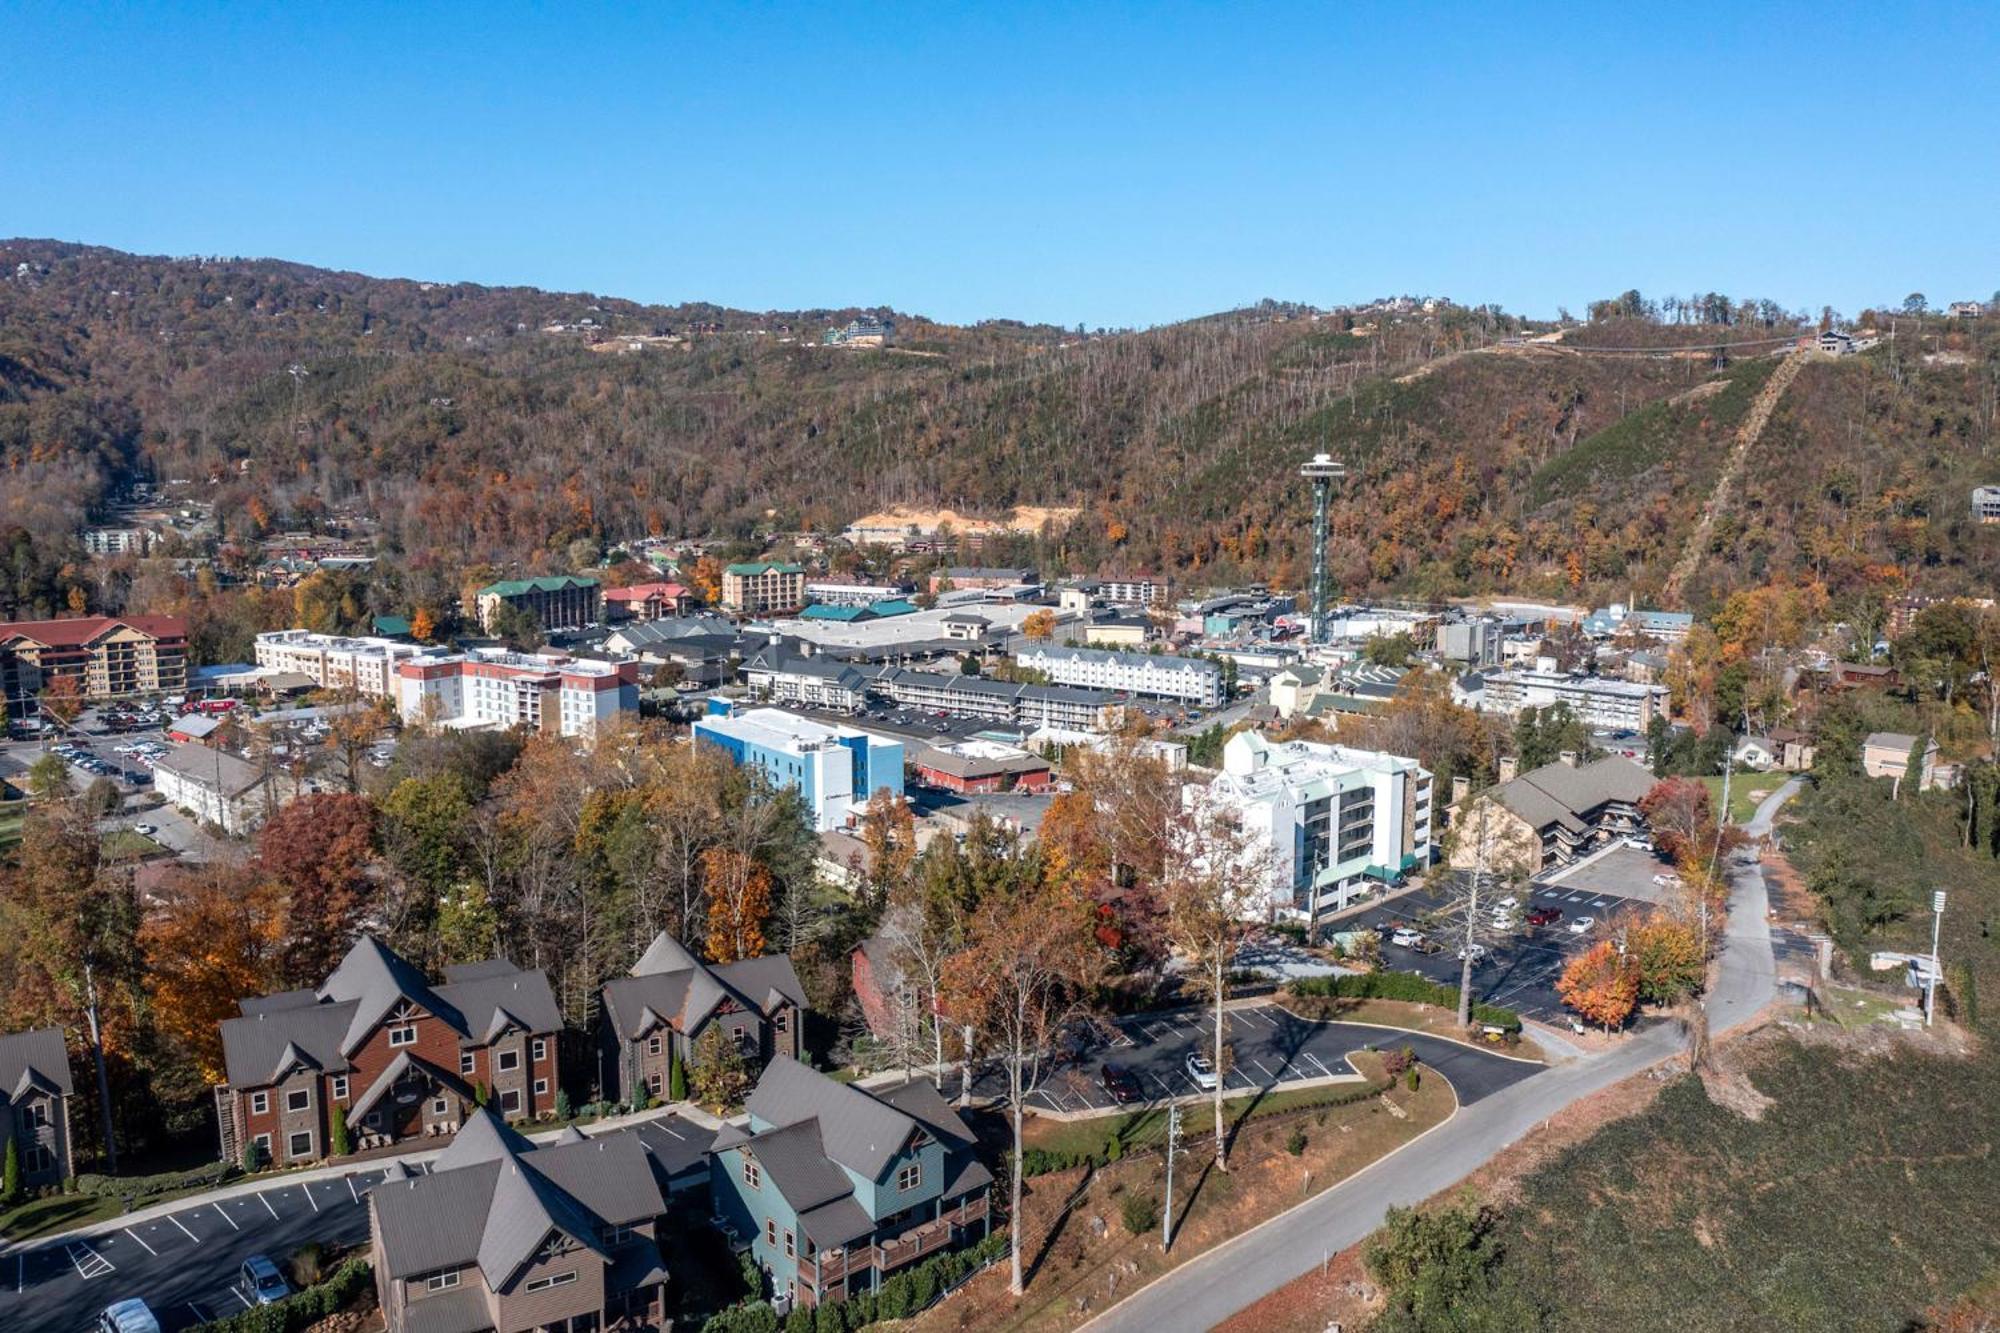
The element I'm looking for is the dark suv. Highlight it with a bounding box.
[1100,1063,1142,1105]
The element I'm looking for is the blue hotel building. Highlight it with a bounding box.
[693,705,905,832]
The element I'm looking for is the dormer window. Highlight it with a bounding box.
[389,1024,417,1047]
[897,1163,923,1192]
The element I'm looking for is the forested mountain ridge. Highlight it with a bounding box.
[4,238,1997,623]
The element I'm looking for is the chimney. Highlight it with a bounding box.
[1451,774,1470,806]
[1558,750,1577,767]
[1497,755,1518,783]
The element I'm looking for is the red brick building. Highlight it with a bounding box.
[215,937,562,1168]
[910,740,1052,795]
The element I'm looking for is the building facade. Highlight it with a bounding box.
[0,1028,76,1188]
[866,667,1120,731]
[0,615,188,704]
[1197,732,1434,922]
[396,650,639,738]
[692,707,904,832]
[600,933,806,1105]
[1446,754,1656,871]
[722,563,806,616]
[215,937,562,1169]
[601,581,695,621]
[1479,670,1666,732]
[152,743,272,835]
[253,630,431,698]
[742,650,870,712]
[709,1058,992,1310]
[805,582,910,608]
[474,576,603,633]
[1014,644,1223,707]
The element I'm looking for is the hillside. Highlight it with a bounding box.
[4,239,1997,618]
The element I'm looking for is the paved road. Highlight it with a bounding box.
[1025,1004,1539,1116]
[1079,785,1792,1333]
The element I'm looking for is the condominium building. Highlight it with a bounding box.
[866,666,1121,731]
[472,575,602,633]
[1096,574,1164,607]
[722,563,806,616]
[1013,644,1223,707]
[0,615,189,705]
[80,526,159,556]
[395,649,640,738]
[742,649,871,712]
[1479,670,1667,732]
[1196,732,1433,922]
[253,630,432,699]
[692,707,903,832]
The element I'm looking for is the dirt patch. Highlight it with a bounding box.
[845,504,1080,536]
[1696,1045,1777,1120]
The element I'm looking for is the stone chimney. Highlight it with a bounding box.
[1497,755,1518,784]
[1451,774,1471,807]
[1558,750,1577,767]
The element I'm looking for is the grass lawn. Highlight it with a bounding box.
[100,829,167,860]
[1700,773,1778,826]
[0,1192,126,1242]
[0,800,24,850]
[1023,1081,1367,1159]
[1290,998,1545,1062]
[1814,983,1912,1029]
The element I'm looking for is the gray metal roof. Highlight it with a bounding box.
[152,742,264,797]
[744,1056,917,1182]
[0,1027,73,1101]
[398,1285,492,1333]
[604,935,804,1042]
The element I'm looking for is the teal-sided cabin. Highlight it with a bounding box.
[708,1057,992,1310]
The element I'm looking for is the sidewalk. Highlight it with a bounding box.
[0,1100,724,1255]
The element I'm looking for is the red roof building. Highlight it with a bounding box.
[601,581,696,621]
[0,615,189,701]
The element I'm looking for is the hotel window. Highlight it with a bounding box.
[388,1024,417,1047]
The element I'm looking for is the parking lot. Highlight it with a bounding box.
[1347,859,1663,1024]
[2,1170,379,1332]
[1019,1001,1540,1118]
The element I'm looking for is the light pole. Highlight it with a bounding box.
[1925,890,1946,1027]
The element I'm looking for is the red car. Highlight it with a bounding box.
[1526,907,1563,927]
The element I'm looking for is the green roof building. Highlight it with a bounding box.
[472,575,602,633]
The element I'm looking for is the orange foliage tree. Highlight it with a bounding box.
[702,846,771,963]
[1557,940,1639,1032]
[140,866,285,1083]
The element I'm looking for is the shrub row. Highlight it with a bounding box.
[1285,972,1523,1033]
[703,1233,1007,1333]
[74,1160,237,1201]
[198,1258,371,1333]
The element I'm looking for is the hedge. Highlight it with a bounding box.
[706,1232,1007,1333]
[75,1160,238,1202]
[198,1258,372,1333]
[1285,972,1522,1032]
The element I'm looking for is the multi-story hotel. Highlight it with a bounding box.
[0,615,189,706]
[396,649,639,738]
[692,706,903,832]
[253,629,433,698]
[1013,643,1222,707]
[1479,669,1667,732]
[721,562,806,616]
[472,575,602,633]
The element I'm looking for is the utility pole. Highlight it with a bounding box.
[1926,890,1947,1027]
[1162,1102,1182,1252]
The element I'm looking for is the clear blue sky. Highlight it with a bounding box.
[4,2,1996,327]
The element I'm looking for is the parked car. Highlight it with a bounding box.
[97,1300,162,1333]
[1184,1051,1219,1090]
[1569,915,1597,934]
[1494,896,1520,911]
[1100,1063,1142,1105]
[1390,927,1423,949]
[239,1254,292,1306]
[133,824,158,837]
[1457,943,1489,962]
[1526,907,1563,927]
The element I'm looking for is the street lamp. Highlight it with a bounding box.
[1925,890,1947,1027]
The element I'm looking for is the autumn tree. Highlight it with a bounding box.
[1638,777,1715,864]
[688,1024,751,1111]
[858,790,918,904]
[1625,915,1704,1006]
[1022,608,1057,641]
[37,673,83,734]
[1161,796,1271,1171]
[703,847,772,963]
[941,855,1103,1296]
[258,792,379,983]
[1557,941,1639,1032]
[409,606,437,642]
[140,865,284,1083]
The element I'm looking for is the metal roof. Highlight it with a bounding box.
[0,1027,74,1100]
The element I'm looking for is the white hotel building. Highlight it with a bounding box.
[1196,732,1433,925]
[1480,669,1667,732]
[1013,644,1223,707]
[253,629,433,698]
[395,649,639,739]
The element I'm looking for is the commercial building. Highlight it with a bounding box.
[0,1028,76,1188]
[253,630,431,699]
[1197,732,1433,922]
[153,743,272,835]
[215,936,562,1167]
[722,563,807,616]
[1480,669,1667,732]
[805,581,911,608]
[742,649,871,712]
[1437,620,1503,668]
[1580,604,1694,643]
[1446,754,1656,871]
[368,1110,668,1333]
[600,932,807,1105]
[692,707,904,832]
[911,739,1053,794]
[396,650,640,739]
[709,1057,991,1311]
[868,666,1120,731]
[0,615,188,705]
[473,575,602,633]
[1014,644,1223,707]
[929,567,1035,594]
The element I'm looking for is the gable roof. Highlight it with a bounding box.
[726,562,804,576]
[743,1055,917,1182]
[1482,755,1655,834]
[0,615,186,648]
[602,933,805,1043]
[477,575,600,598]
[0,1027,73,1102]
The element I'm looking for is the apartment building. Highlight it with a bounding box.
[867,667,1121,731]
[600,932,806,1105]
[80,526,159,556]
[254,629,431,698]
[473,576,602,633]
[722,563,807,616]
[369,1110,668,1333]
[0,615,188,704]
[0,1028,77,1188]
[1197,732,1433,922]
[1479,669,1666,732]
[1447,754,1656,871]
[1013,644,1223,707]
[692,707,903,832]
[805,581,911,608]
[396,650,639,738]
[1096,574,1164,607]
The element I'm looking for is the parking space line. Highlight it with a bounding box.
[1302,1052,1334,1078]
[347,1174,361,1203]
[233,1287,254,1309]
[214,1201,240,1230]
[1250,1058,1277,1082]
[260,1190,280,1220]
[304,1183,320,1212]
[122,1227,157,1256]
[66,1240,114,1279]
[17,1251,23,1293]
[170,1214,200,1244]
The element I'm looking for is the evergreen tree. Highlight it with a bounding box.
[2,1137,19,1204]
[329,1104,351,1157]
